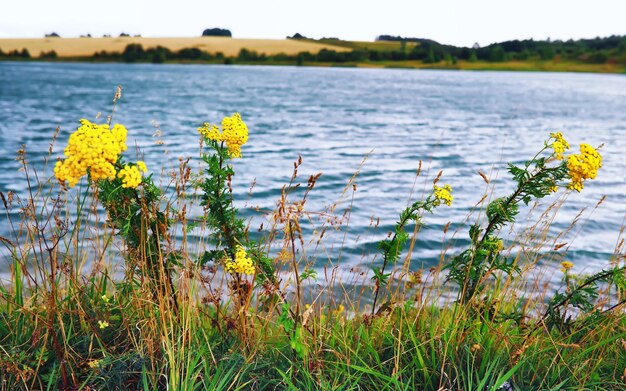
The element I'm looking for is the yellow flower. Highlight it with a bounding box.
[98,320,109,329]
[566,143,602,192]
[54,119,128,187]
[332,304,345,316]
[198,124,222,142]
[550,132,570,160]
[560,261,574,273]
[433,184,453,206]
[224,245,255,275]
[88,359,102,369]
[495,239,504,252]
[136,160,147,173]
[101,294,110,303]
[409,270,423,285]
[117,164,142,189]
[198,113,249,158]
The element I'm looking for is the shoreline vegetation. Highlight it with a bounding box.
[1,87,625,389]
[1,35,626,74]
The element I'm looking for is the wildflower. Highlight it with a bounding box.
[495,239,504,252]
[224,246,255,275]
[332,304,345,317]
[550,132,570,160]
[54,119,128,187]
[409,270,423,285]
[198,113,249,158]
[560,261,574,273]
[433,184,453,207]
[198,124,222,142]
[98,320,109,329]
[101,294,110,303]
[566,143,602,192]
[88,359,102,369]
[117,164,142,188]
[136,160,147,173]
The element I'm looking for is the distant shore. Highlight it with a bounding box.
[1,37,625,74]
[0,37,351,57]
[3,57,625,75]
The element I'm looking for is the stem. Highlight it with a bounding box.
[541,267,624,322]
[214,143,237,257]
[289,220,301,323]
[480,156,559,243]
[371,201,425,316]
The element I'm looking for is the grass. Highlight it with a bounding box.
[0,100,625,390]
[375,59,626,74]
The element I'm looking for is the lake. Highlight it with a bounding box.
[1,62,625,278]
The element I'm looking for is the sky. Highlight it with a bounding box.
[1,0,625,47]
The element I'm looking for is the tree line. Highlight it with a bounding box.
[0,48,57,59]
[376,34,626,64]
[2,34,625,65]
[114,35,626,65]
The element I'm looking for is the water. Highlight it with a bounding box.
[1,61,625,278]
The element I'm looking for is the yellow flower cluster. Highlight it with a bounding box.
[433,184,453,206]
[117,161,147,189]
[566,143,602,192]
[550,132,570,160]
[560,261,574,273]
[54,119,128,187]
[198,113,249,158]
[98,320,109,329]
[87,360,102,369]
[137,160,147,173]
[224,246,255,275]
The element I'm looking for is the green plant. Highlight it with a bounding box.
[445,133,601,304]
[371,181,453,315]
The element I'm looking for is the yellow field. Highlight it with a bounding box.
[0,37,351,57]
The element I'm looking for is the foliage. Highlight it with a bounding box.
[202,28,232,37]
[0,94,624,390]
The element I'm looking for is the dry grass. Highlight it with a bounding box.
[0,37,351,57]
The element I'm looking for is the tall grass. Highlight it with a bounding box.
[0,96,624,390]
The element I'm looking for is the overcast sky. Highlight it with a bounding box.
[1,0,625,47]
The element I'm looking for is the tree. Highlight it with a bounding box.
[202,28,232,37]
[468,50,478,62]
[122,44,145,63]
[288,33,307,40]
[538,45,555,60]
[176,47,203,60]
[146,46,171,63]
[39,50,58,59]
[489,45,506,62]
[423,47,437,63]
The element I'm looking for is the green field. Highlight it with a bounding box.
[313,38,419,52]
